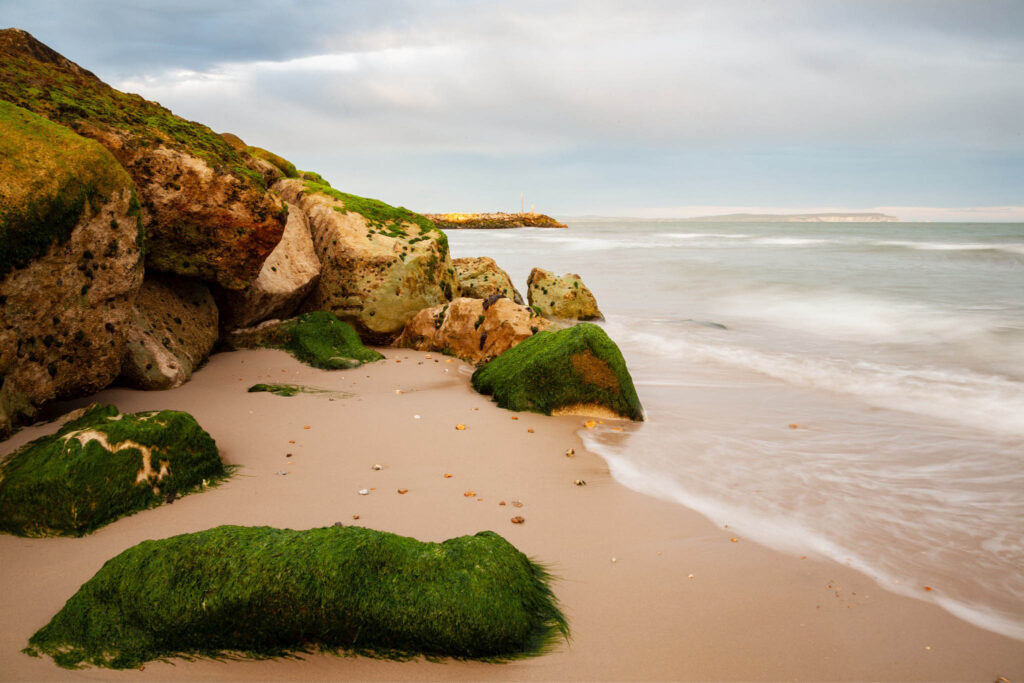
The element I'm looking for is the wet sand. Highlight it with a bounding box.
[0,348,1021,681]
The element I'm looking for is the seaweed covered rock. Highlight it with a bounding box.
[26,525,567,668]
[0,29,286,290]
[395,296,549,364]
[226,311,383,369]
[119,274,218,390]
[0,100,142,439]
[0,404,224,537]
[454,256,524,304]
[472,323,643,420]
[526,268,602,321]
[275,178,457,343]
[218,201,321,330]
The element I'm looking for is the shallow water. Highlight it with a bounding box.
[447,221,1024,641]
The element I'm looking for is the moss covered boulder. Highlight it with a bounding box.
[0,100,142,439]
[526,268,602,321]
[0,404,224,537]
[0,29,286,290]
[275,178,457,343]
[26,525,567,669]
[472,323,643,420]
[454,256,524,304]
[119,274,219,390]
[396,296,549,365]
[218,200,321,330]
[226,311,383,370]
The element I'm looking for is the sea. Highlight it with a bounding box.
[445,220,1024,642]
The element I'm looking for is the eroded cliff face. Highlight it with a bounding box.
[276,179,457,343]
[0,28,286,290]
[0,101,142,438]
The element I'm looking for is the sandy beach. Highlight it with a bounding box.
[0,346,1020,682]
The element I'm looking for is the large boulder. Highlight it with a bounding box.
[526,268,602,320]
[225,311,383,370]
[119,274,219,390]
[453,257,524,304]
[0,404,224,537]
[395,296,549,364]
[0,28,287,290]
[472,323,643,420]
[275,179,457,343]
[217,201,321,330]
[0,101,142,439]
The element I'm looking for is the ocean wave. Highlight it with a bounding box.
[870,240,1024,256]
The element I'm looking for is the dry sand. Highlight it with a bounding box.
[0,347,1021,681]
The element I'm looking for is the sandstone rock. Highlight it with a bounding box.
[526,268,602,320]
[453,257,524,304]
[0,101,142,439]
[218,201,321,330]
[275,178,457,343]
[120,274,218,390]
[0,29,287,290]
[471,323,643,420]
[395,297,549,364]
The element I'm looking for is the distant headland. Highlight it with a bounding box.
[681,212,899,223]
[425,212,567,229]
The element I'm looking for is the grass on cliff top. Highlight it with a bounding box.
[299,170,330,186]
[0,30,264,189]
[25,524,569,669]
[301,179,449,253]
[471,323,644,420]
[0,404,227,537]
[247,146,299,179]
[0,100,133,279]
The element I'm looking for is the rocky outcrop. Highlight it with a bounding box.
[119,275,218,390]
[395,296,549,364]
[218,201,321,330]
[453,257,524,304]
[526,268,602,320]
[471,323,644,420]
[0,101,142,439]
[224,311,383,370]
[275,178,457,343]
[0,404,224,537]
[426,212,566,229]
[0,28,287,290]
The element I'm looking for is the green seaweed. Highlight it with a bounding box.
[0,100,133,279]
[471,323,644,420]
[247,146,299,178]
[247,383,352,399]
[25,524,569,669]
[236,312,384,370]
[0,404,227,537]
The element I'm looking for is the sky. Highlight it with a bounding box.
[3,0,1023,220]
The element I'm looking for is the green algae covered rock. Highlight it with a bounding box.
[26,524,569,669]
[472,323,643,420]
[226,311,384,370]
[0,404,224,537]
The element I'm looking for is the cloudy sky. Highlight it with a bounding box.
[4,0,1022,220]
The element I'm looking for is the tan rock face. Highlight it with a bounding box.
[395,297,550,365]
[453,257,524,304]
[275,179,457,343]
[0,102,142,439]
[527,268,603,320]
[218,201,321,330]
[119,274,218,390]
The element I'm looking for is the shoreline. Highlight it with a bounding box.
[0,348,1021,681]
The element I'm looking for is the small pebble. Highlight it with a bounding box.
[371,464,383,470]
[730,537,739,543]
[511,500,524,508]
[397,489,408,495]
[565,448,575,458]
[464,490,476,497]
[333,521,344,527]
[455,423,466,430]
[414,414,421,419]
[286,453,293,458]
[276,471,288,476]
[358,488,370,495]
[574,479,587,486]
[688,573,695,579]
[511,516,525,524]
[352,515,360,520]
[527,428,534,433]
[444,473,453,478]
[611,557,617,563]
[499,501,506,506]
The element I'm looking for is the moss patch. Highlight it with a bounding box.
[25,524,568,669]
[247,383,352,399]
[247,146,299,179]
[0,100,133,279]
[471,323,644,420]
[235,312,384,370]
[0,404,226,537]
[299,170,330,186]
